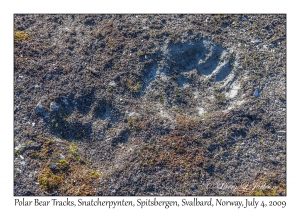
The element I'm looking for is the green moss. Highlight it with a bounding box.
[196,137,201,143]
[90,170,100,179]
[108,39,115,48]
[69,142,78,153]
[38,168,64,192]
[69,142,81,161]
[131,82,142,93]
[159,96,164,104]
[108,86,114,93]
[61,114,70,120]
[14,31,29,42]
[56,159,69,170]
[14,150,21,158]
[32,136,102,195]
[247,189,278,196]
[128,117,140,131]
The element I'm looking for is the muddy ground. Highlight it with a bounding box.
[14,14,286,196]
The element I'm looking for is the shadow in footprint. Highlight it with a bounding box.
[142,64,158,91]
[177,74,186,87]
[111,129,130,146]
[197,46,223,76]
[165,39,207,73]
[52,95,75,116]
[48,92,96,141]
[51,120,93,141]
[205,164,215,176]
[76,90,95,115]
[215,62,232,82]
[94,101,110,120]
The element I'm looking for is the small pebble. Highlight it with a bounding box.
[252,39,260,44]
[49,163,56,169]
[108,81,116,87]
[254,89,259,97]
[129,112,136,117]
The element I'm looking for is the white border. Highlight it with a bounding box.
[1,0,297,209]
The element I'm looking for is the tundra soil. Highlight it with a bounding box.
[14,14,286,196]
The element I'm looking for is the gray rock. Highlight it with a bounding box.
[14,144,22,151]
[49,163,57,169]
[15,143,26,153]
[59,154,65,159]
[91,69,100,76]
[50,102,59,112]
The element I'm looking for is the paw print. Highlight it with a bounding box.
[36,89,116,141]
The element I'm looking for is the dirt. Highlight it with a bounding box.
[14,14,286,196]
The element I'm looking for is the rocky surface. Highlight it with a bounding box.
[14,14,286,196]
